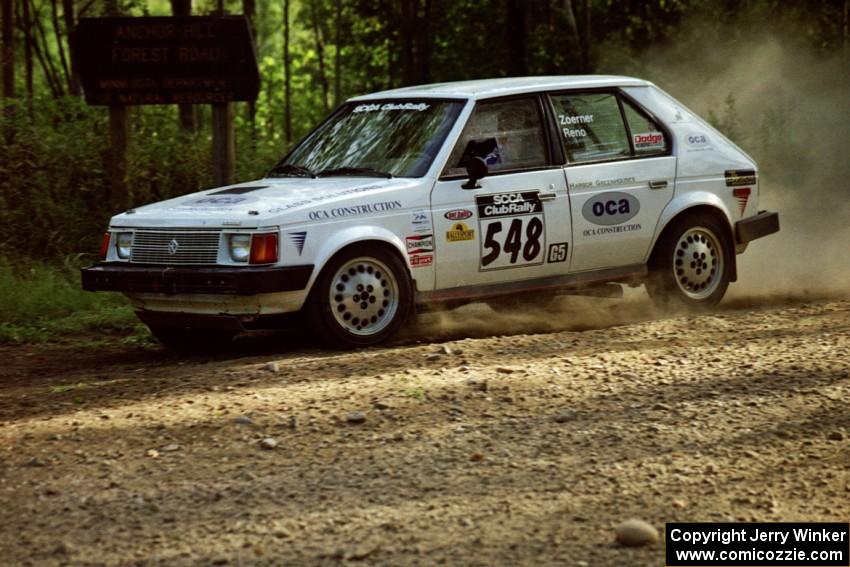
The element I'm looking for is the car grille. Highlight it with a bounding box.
[130,229,221,265]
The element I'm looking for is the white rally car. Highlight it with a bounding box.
[82,76,779,349]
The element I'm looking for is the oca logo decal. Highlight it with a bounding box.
[581,192,640,226]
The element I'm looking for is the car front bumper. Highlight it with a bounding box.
[81,263,314,296]
[735,210,779,244]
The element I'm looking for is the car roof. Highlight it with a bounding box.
[349,75,651,101]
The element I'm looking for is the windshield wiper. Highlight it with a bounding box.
[316,166,393,179]
[268,163,316,178]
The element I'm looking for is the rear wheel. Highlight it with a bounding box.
[147,325,237,352]
[307,244,412,349]
[646,212,732,310]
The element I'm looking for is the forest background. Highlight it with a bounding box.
[0,0,848,341]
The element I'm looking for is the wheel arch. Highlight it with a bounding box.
[647,198,737,282]
[304,226,414,297]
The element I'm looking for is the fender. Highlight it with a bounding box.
[303,225,411,295]
[646,191,735,262]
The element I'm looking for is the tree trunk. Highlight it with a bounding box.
[384,0,395,88]
[505,0,527,76]
[414,0,431,84]
[842,0,850,63]
[60,0,78,94]
[333,0,340,107]
[399,0,414,85]
[580,0,591,73]
[283,0,291,145]
[32,0,64,96]
[1,0,12,142]
[562,0,581,72]
[243,0,256,143]
[170,0,195,133]
[311,0,329,112]
[21,0,33,110]
[49,0,71,95]
[2,0,13,100]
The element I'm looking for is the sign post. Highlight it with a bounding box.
[72,16,260,196]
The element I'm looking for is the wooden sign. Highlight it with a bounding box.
[73,16,260,105]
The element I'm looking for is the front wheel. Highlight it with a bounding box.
[646,212,732,310]
[307,244,412,349]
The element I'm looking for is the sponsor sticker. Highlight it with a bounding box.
[353,102,430,113]
[181,195,257,208]
[446,222,475,242]
[307,200,403,221]
[267,184,384,214]
[444,209,473,221]
[410,254,433,268]
[405,234,434,255]
[684,132,711,151]
[633,131,665,151]
[411,209,432,234]
[581,192,640,227]
[476,191,543,219]
[725,169,757,187]
[582,224,642,238]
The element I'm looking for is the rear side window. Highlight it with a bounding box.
[550,93,630,164]
[623,99,668,156]
[443,97,548,177]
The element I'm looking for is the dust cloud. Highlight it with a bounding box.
[633,35,850,298]
[401,294,659,344]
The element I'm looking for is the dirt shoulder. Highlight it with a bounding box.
[1,297,849,565]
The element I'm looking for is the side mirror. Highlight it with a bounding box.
[462,156,488,190]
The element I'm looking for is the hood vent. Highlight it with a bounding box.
[211,186,268,195]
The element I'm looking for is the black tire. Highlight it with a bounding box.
[148,325,237,352]
[646,211,733,311]
[307,244,412,349]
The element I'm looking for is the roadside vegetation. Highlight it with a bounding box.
[0,259,147,344]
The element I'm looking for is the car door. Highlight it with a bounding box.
[549,91,676,273]
[431,96,572,290]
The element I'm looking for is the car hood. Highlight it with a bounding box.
[110,177,422,228]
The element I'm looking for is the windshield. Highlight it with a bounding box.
[271,99,464,178]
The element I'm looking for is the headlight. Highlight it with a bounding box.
[115,232,133,259]
[229,234,251,262]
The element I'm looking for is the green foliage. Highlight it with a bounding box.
[0,257,145,343]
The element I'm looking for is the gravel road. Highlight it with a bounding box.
[1,295,848,566]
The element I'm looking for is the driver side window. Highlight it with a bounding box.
[442,97,548,177]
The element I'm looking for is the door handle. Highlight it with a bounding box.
[649,180,669,190]
[538,192,557,201]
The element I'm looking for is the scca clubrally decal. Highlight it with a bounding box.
[474,191,546,271]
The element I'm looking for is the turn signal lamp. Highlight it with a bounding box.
[99,232,111,260]
[250,233,279,264]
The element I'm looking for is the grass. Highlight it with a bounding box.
[0,258,150,344]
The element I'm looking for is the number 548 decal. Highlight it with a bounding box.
[475,192,546,271]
